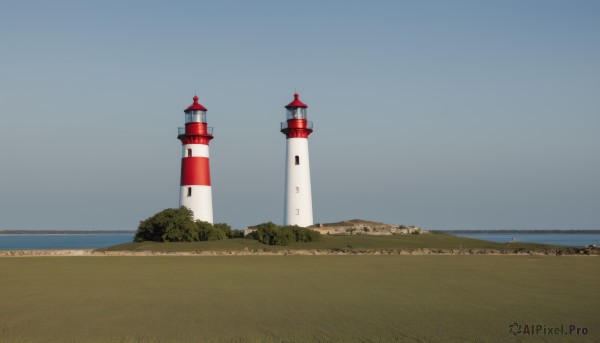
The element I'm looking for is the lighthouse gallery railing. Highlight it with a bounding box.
[280,121,313,130]
[178,127,214,136]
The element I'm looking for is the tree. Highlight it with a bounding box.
[135,207,232,242]
[197,221,226,241]
[214,223,232,238]
[135,207,196,242]
[214,223,245,238]
[283,225,322,242]
[163,219,199,242]
[249,222,322,246]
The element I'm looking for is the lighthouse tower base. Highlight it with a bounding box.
[284,137,313,227]
[180,186,213,223]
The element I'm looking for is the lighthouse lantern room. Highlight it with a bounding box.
[281,93,314,227]
[177,95,214,223]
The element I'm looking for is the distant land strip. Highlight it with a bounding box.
[3,230,600,234]
[0,230,135,235]
[436,230,600,234]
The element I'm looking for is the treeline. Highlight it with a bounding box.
[134,207,321,246]
[135,207,243,242]
[245,222,322,245]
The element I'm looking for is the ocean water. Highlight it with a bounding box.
[453,233,600,247]
[0,233,134,250]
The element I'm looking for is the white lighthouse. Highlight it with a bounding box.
[281,93,314,227]
[177,95,214,223]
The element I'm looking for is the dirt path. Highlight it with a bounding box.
[1,247,598,257]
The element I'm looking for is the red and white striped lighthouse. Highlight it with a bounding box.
[177,95,214,223]
[281,93,314,227]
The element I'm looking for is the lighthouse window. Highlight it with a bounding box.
[185,112,195,123]
[187,149,192,157]
[295,209,299,215]
[295,187,299,193]
[187,187,192,197]
[185,111,205,123]
[295,155,300,165]
[286,108,307,120]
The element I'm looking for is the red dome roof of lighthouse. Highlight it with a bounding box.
[184,95,207,112]
[285,93,308,108]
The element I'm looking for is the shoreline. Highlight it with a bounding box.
[1,246,599,257]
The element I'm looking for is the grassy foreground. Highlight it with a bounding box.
[0,255,598,342]
[106,232,555,252]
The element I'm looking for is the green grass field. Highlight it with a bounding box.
[0,255,598,342]
[106,233,555,252]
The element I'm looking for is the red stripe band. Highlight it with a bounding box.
[181,157,211,186]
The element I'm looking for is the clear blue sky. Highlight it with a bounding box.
[1,0,598,230]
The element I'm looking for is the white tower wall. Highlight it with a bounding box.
[180,185,213,223]
[181,144,209,158]
[284,137,313,227]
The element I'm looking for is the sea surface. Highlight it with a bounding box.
[0,233,134,250]
[453,233,600,247]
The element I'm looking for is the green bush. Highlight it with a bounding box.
[248,222,322,246]
[135,207,233,242]
[135,207,196,242]
[253,222,279,245]
[229,230,245,238]
[282,225,322,243]
[274,227,295,246]
[197,221,225,241]
[163,219,200,242]
[213,223,231,237]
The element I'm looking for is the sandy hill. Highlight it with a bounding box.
[310,219,423,236]
[311,219,391,228]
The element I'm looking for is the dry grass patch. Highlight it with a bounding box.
[0,255,598,342]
